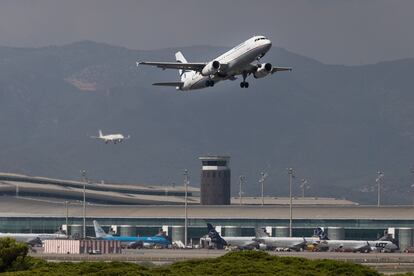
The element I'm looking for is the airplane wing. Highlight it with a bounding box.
[153,82,184,88]
[354,241,371,252]
[137,61,206,71]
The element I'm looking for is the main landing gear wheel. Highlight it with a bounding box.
[240,71,249,88]
[206,79,215,87]
[240,81,249,88]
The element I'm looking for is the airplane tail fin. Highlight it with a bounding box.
[98,130,103,138]
[255,227,270,238]
[314,227,329,240]
[207,223,227,247]
[93,220,111,238]
[175,51,188,81]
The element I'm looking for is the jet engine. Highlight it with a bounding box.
[201,60,220,76]
[253,63,272,78]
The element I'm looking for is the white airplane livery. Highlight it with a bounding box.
[0,232,67,246]
[137,35,291,90]
[91,130,130,144]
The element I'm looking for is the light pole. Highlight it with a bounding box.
[80,170,87,239]
[287,168,295,237]
[183,169,189,247]
[411,168,414,205]
[376,171,384,207]
[239,175,245,205]
[259,172,268,206]
[65,201,69,238]
[300,179,308,198]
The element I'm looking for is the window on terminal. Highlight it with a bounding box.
[202,160,227,166]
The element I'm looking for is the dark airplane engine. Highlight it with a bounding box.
[258,243,267,250]
[201,60,220,76]
[253,63,272,78]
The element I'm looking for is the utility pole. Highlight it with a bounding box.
[183,169,189,247]
[300,179,308,198]
[65,201,69,238]
[259,172,268,206]
[411,168,414,206]
[80,170,87,239]
[287,168,295,237]
[239,175,245,205]
[376,171,384,207]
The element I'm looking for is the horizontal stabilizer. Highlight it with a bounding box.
[152,82,184,88]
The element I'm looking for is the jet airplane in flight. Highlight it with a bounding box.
[90,130,130,144]
[137,35,291,90]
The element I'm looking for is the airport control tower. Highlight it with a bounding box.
[199,156,231,205]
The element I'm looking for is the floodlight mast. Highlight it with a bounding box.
[183,169,189,247]
[376,171,384,207]
[259,172,268,206]
[80,170,87,239]
[239,175,245,205]
[287,168,295,237]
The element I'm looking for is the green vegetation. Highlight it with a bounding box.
[0,238,30,272]
[1,239,381,276]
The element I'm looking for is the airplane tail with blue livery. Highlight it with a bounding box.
[93,220,111,239]
[207,223,227,248]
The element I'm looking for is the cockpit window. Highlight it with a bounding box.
[254,37,267,42]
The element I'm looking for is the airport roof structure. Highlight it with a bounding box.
[0,173,358,206]
[0,197,412,221]
[0,173,199,205]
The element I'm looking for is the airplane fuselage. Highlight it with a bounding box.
[99,235,170,246]
[316,239,398,252]
[0,233,66,243]
[221,236,257,249]
[181,37,272,90]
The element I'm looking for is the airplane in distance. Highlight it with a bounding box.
[0,232,67,246]
[206,223,258,249]
[137,35,292,91]
[93,220,171,248]
[90,130,130,144]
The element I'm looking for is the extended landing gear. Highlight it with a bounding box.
[240,71,249,88]
[240,81,249,88]
[205,79,215,87]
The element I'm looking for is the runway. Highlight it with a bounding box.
[31,249,414,273]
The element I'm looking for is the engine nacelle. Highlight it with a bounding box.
[253,63,272,78]
[258,243,267,250]
[201,60,220,76]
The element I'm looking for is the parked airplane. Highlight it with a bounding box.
[93,220,170,248]
[137,35,291,91]
[90,130,130,144]
[207,223,257,249]
[254,227,321,251]
[312,230,399,252]
[0,232,67,246]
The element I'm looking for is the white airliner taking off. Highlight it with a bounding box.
[137,35,291,90]
[91,130,130,144]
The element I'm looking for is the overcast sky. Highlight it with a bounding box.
[0,0,412,65]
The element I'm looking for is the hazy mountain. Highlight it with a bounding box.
[0,41,414,204]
